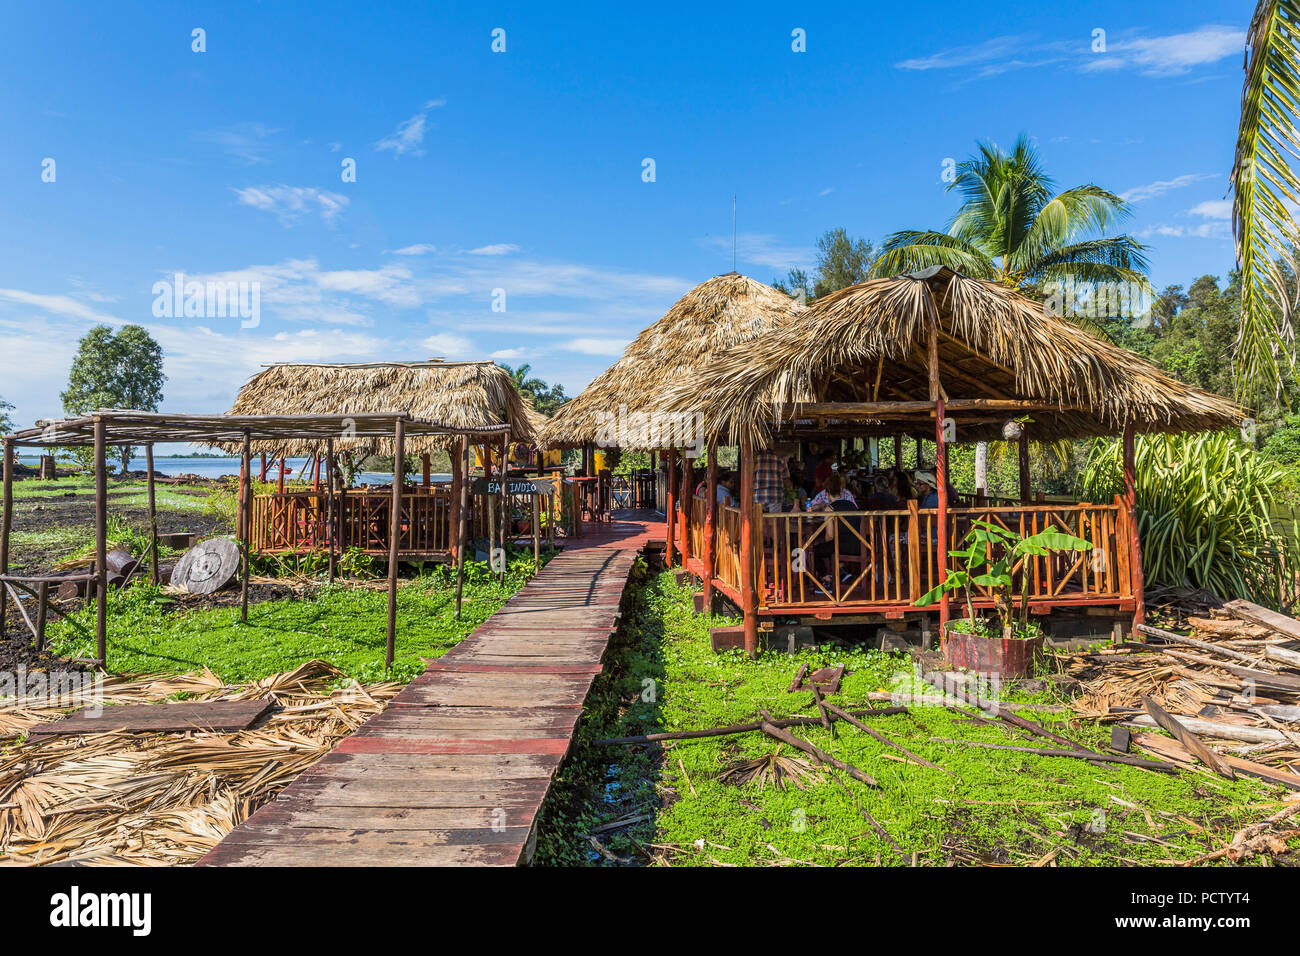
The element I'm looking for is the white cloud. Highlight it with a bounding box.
[0,288,122,325]
[1120,173,1215,202]
[391,243,438,256]
[897,35,1032,71]
[1084,26,1243,77]
[194,122,280,165]
[1137,221,1231,240]
[420,332,473,359]
[468,243,521,256]
[563,337,627,356]
[234,185,350,225]
[817,187,834,197]
[699,233,814,272]
[490,347,531,360]
[375,99,445,157]
[1189,199,1232,220]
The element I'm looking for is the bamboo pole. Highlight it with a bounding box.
[702,439,717,611]
[240,430,251,623]
[326,438,336,585]
[94,418,107,666]
[145,443,159,585]
[1123,422,1145,631]
[739,433,758,657]
[34,581,48,652]
[0,439,12,639]
[455,437,470,619]
[386,418,405,669]
[450,437,463,562]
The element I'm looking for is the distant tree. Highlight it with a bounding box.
[771,231,875,302]
[0,396,13,434]
[499,362,568,416]
[61,325,166,473]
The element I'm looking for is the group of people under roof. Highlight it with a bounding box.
[690,445,959,515]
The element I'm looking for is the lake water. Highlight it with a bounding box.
[18,455,450,487]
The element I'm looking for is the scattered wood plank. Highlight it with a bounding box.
[1222,599,1300,645]
[30,699,273,737]
[1110,726,1131,754]
[930,737,1176,772]
[1137,623,1279,671]
[758,710,876,786]
[820,700,954,775]
[787,664,809,694]
[592,707,906,746]
[1141,695,1235,780]
[1127,714,1285,744]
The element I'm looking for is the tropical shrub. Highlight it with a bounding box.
[1078,431,1299,608]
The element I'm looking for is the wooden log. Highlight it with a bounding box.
[821,700,953,774]
[240,431,251,623]
[1137,623,1280,670]
[739,435,758,657]
[34,581,49,651]
[1141,695,1235,779]
[0,439,11,638]
[759,712,877,786]
[1127,714,1285,744]
[145,443,158,585]
[1222,599,1300,643]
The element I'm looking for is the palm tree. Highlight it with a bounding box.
[1232,0,1300,411]
[872,134,1149,290]
[873,135,1150,491]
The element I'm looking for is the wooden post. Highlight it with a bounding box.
[326,438,337,585]
[935,400,950,632]
[498,432,508,584]
[386,418,405,669]
[532,491,541,569]
[277,455,286,493]
[893,434,903,468]
[145,443,159,585]
[929,323,949,632]
[259,451,267,482]
[450,439,463,561]
[1123,422,1146,631]
[739,433,758,657]
[679,454,692,566]
[0,439,12,639]
[1018,431,1030,503]
[94,418,107,666]
[665,448,677,565]
[455,438,470,619]
[422,452,431,489]
[702,439,718,611]
[240,431,251,623]
[34,581,48,652]
[915,437,923,468]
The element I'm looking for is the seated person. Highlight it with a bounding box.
[807,473,857,511]
[863,474,900,510]
[914,470,939,508]
[782,475,808,512]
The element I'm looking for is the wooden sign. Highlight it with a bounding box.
[472,478,553,496]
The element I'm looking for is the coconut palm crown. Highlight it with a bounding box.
[871,135,1149,292]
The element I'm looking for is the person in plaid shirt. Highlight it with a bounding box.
[753,449,785,512]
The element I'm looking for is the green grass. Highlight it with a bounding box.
[537,569,1293,867]
[44,554,550,684]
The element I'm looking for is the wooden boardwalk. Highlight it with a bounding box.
[199,511,663,867]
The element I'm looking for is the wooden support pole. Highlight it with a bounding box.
[1018,431,1030,503]
[326,438,336,585]
[240,431,251,623]
[915,436,923,468]
[277,455,286,494]
[34,581,48,652]
[422,452,431,488]
[498,431,508,583]
[929,323,949,633]
[386,419,405,670]
[739,433,758,658]
[679,454,692,566]
[893,434,903,468]
[450,439,463,562]
[0,439,12,638]
[259,451,267,483]
[94,418,108,667]
[145,443,159,585]
[1123,422,1146,631]
[532,491,541,569]
[455,437,470,619]
[665,448,677,564]
[702,439,718,611]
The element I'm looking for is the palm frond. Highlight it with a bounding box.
[1233,0,1300,409]
[871,232,997,280]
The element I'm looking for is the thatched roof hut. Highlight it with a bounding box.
[539,273,804,449]
[663,267,1243,448]
[225,360,538,455]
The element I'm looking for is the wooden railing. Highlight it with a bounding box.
[252,489,454,556]
[691,496,1131,612]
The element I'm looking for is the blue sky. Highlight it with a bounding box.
[0,0,1251,432]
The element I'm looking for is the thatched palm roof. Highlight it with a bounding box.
[662,267,1243,448]
[539,273,804,449]
[225,360,538,455]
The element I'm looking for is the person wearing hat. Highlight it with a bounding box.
[913,470,939,508]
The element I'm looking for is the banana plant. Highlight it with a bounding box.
[917,520,1092,638]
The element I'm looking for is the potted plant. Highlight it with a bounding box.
[916,519,1092,677]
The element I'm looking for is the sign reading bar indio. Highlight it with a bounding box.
[471,478,555,496]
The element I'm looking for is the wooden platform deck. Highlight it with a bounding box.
[198,510,664,867]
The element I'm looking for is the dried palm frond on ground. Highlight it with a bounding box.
[0,659,399,866]
[717,745,825,790]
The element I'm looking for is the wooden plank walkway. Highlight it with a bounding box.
[199,511,664,867]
